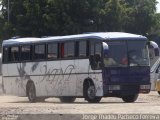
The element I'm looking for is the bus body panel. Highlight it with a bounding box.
[3,76,27,96]
[3,63,27,96]
[2,64,8,76]
[3,59,103,97]
[103,66,150,96]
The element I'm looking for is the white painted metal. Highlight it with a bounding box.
[2,59,103,97]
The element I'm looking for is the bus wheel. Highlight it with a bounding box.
[158,91,160,95]
[27,82,36,102]
[122,94,138,103]
[36,98,45,102]
[59,97,76,103]
[84,82,101,103]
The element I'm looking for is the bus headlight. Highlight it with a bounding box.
[109,85,120,90]
[140,85,150,90]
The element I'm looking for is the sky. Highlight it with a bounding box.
[157,0,160,13]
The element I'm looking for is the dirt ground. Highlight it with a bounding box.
[0,91,160,114]
[0,92,160,120]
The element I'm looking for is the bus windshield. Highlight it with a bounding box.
[103,40,150,67]
[128,40,150,66]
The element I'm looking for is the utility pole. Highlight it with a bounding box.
[7,0,9,23]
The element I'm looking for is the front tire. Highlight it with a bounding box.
[27,82,36,102]
[84,82,101,103]
[122,94,138,103]
[59,97,76,103]
[36,98,46,102]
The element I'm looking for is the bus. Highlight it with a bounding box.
[149,41,160,91]
[2,32,154,103]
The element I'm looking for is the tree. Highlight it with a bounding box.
[123,0,157,35]
[0,0,159,41]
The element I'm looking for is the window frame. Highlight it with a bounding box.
[20,45,32,62]
[9,46,20,63]
[78,40,88,58]
[63,41,76,59]
[2,47,9,63]
[47,42,58,60]
[89,41,103,70]
[104,40,128,67]
[33,44,46,60]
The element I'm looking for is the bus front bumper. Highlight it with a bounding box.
[104,84,150,96]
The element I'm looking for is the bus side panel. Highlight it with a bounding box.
[42,60,77,96]
[59,60,76,96]
[3,63,27,96]
[45,60,63,96]
[30,62,46,97]
[2,64,8,76]
[76,59,103,97]
[74,59,89,96]
[89,69,103,97]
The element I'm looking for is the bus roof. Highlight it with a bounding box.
[2,32,147,46]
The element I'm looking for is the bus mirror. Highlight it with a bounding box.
[149,41,160,57]
[89,55,100,64]
[89,54,103,69]
[155,48,159,56]
[89,55,97,69]
[156,68,159,73]
[102,42,109,56]
[89,55,95,65]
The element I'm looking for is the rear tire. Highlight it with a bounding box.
[36,98,45,102]
[158,91,160,95]
[84,81,101,103]
[122,94,138,103]
[27,82,36,103]
[59,97,76,103]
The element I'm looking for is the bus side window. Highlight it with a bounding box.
[21,45,31,61]
[90,42,94,56]
[64,42,75,58]
[3,47,9,63]
[9,46,19,62]
[95,43,102,58]
[79,41,87,57]
[60,43,64,58]
[47,43,58,59]
[89,42,102,70]
[34,44,45,60]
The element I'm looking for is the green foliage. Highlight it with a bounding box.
[0,0,159,41]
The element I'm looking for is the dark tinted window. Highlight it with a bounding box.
[21,45,31,61]
[105,41,127,66]
[90,42,94,56]
[89,42,102,70]
[95,43,102,57]
[10,46,19,62]
[79,41,87,57]
[34,44,45,60]
[64,42,75,58]
[3,47,9,63]
[60,43,64,58]
[47,43,58,59]
[128,40,149,66]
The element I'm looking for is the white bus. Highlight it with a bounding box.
[2,32,154,103]
[149,41,160,90]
